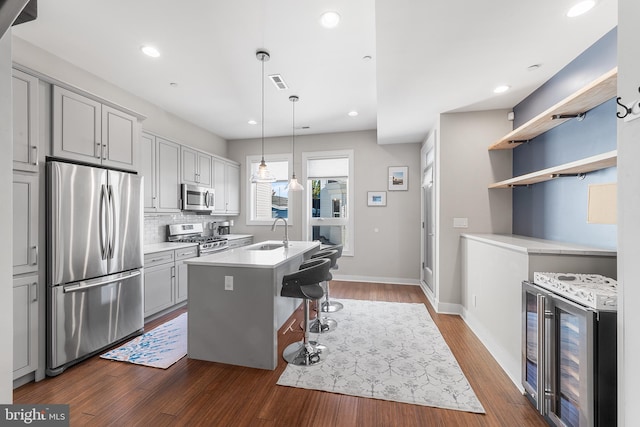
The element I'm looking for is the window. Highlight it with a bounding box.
[246,155,292,225]
[302,150,354,256]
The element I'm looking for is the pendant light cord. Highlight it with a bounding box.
[261,55,265,162]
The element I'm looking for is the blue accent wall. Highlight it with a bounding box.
[511,28,617,249]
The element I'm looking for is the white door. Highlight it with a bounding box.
[422,164,435,291]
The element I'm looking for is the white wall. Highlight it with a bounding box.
[0,31,14,403]
[11,36,227,157]
[434,110,513,311]
[617,0,640,423]
[228,130,422,284]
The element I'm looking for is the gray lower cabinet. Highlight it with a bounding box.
[13,274,38,379]
[13,172,38,276]
[144,246,197,318]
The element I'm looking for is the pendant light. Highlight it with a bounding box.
[251,50,276,183]
[287,95,304,191]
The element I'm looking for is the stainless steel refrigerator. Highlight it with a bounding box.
[46,159,144,376]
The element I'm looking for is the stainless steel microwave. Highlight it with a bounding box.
[181,184,215,211]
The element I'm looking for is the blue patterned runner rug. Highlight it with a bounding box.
[101,313,187,369]
[277,299,485,413]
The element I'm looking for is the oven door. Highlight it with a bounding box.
[181,184,215,211]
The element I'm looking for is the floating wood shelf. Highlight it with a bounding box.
[488,67,618,150]
[489,150,617,189]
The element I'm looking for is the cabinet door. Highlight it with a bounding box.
[52,86,102,165]
[13,173,38,275]
[181,146,198,185]
[140,132,157,212]
[156,138,181,212]
[175,259,189,303]
[226,163,240,215]
[144,263,175,318]
[13,275,38,379]
[197,152,213,187]
[102,105,138,171]
[12,69,39,172]
[213,158,227,214]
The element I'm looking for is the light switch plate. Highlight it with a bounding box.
[453,217,469,228]
[224,276,233,290]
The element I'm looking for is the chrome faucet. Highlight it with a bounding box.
[271,218,289,247]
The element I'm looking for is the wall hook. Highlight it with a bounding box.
[617,86,640,119]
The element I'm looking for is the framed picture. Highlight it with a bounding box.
[388,166,408,191]
[367,191,387,206]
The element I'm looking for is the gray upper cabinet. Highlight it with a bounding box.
[213,158,240,215]
[13,172,38,276]
[181,146,212,187]
[141,131,181,213]
[12,69,39,173]
[52,85,140,172]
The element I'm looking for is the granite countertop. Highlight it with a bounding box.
[461,233,616,256]
[144,242,198,254]
[186,240,320,269]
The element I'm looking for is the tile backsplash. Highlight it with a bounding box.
[144,213,226,244]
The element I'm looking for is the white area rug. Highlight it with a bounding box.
[277,300,485,413]
[100,313,187,369]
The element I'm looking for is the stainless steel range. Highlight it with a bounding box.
[167,223,228,256]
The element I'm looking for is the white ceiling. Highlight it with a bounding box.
[11,0,617,144]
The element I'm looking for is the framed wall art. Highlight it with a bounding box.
[367,191,387,206]
[388,166,408,191]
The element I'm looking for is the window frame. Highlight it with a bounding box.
[301,149,354,256]
[245,153,293,225]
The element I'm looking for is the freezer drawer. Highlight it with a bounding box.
[47,270,144,375]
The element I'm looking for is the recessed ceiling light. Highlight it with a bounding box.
[248,120,257,125]
[169,82,178,87]
[141,45,160,58]
[362,55,372,61]
[567,0,596,17]
[493,85,511,94]
[320,11,341,29]
[348,111,359,117]
[527,64,542,71]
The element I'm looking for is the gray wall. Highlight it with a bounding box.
[0,31,13,402]
[11,36,228,157]
[618,1,639,423]
[228,130,422,284]
[435,110,513,310]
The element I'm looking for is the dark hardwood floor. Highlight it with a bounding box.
[14,281,547,426]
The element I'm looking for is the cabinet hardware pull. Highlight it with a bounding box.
[32,146,38,166]
[102,144,107,160]
[95,142,101,158]
[31,282,38,302]
[32,246,38,265]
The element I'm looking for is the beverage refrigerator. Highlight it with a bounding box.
[522,273,617,427]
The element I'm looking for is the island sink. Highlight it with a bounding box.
[248,243,284,251]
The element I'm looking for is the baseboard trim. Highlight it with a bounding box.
[332,275,420,286]
[418,281,463,315]
[460,307,524,393]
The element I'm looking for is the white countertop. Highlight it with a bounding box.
[223,234,253,240]
[186,240,320,269]
[461,233,616,256]
[144,242,198,254]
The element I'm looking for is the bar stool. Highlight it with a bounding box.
[320,244,344,313]
[280,258,331,366]
[303,249,339,333]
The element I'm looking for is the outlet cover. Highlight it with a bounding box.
[224,276,233,291]
[453,217,469,228]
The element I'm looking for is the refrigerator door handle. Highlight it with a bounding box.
[99,184,108,260]
[63,270,141,293]
[107,184,116,259]
[536,293,546,416]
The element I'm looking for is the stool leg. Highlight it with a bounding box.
[308,297,337,333]
[283,299,325,365]
[321,280,344,313]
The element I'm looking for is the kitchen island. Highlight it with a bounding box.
[185,240,320,370]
